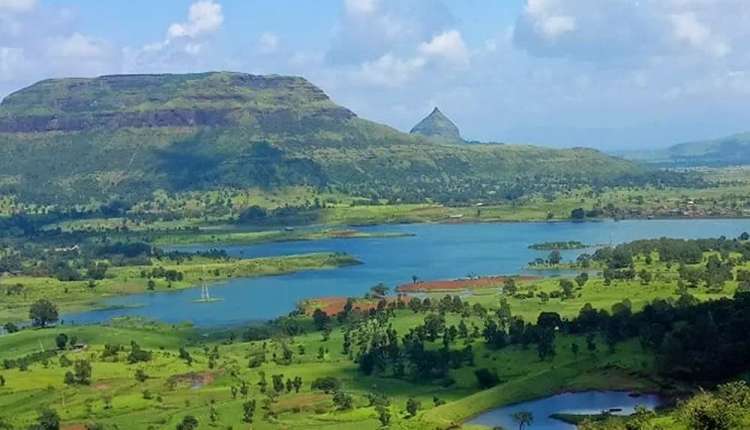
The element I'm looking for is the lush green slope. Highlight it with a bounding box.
[0,72,671,206]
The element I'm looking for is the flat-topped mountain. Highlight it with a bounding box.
[0,72,354,133]
[0,72,672,205]
[410,107,462,143]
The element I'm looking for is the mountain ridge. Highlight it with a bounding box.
[622,131,750,166]
[0,72,678,206]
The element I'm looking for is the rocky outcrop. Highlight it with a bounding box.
[410,107,463,142]
[0,72,355,133]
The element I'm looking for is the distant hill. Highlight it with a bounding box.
[410,107,463,143]
[0,72,680,206]
[624,132,750,166]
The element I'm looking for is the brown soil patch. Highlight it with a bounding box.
[396,275,541,293]
[62,425,86,430]
[272,393,330,414]
[328,229,358,238]
[167,371,218,389]
[303,295,413,316]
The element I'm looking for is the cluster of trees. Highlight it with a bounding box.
[341,294,565,384]
[563,292,750,382]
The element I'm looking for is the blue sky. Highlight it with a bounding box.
[1,0,749,150]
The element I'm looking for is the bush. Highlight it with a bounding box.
[311,376,340,393]
[474,368,500,389]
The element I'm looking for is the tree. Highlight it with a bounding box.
[3,322,19,334]
[208,402,219,424]
[679,392,736,430]
[405,397,421,418]
[74,360,92,385]
[0,416,12,430]
[311,376,340,393]
[333,391,353,410]
[175,415,198,430]
[178,347,193,366]
[537,328,556,360]
[571,342,580,358]
[242,400,256,423]
[376,404,391,427]
[474,368,500,389]
[511,411,534,430]
[312,308,330,331]
[571,208,586,220]
[272,374,285,393]
[503,278,517,295]
[548,250,562,265]
[55,333,69,351]
[370,283,389,297]
[586,333,597,354]
[639,269,653,285]
[559,279,575,299]
[127,341,152,364]
[135,369,148,383]
[740,232,749,241]
[575,272,589,287]
[65,360,91,385]
[29,408,60,430]
[238,205,267,222]
[29,300,58,328]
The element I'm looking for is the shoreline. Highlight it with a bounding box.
[0,252,361,325]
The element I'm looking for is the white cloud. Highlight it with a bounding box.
[670,12,729,57]
[418,30,469,68]
[48,33,109,59]
[525,0,575,39]
[0,46,25,81]
[356,53,425,87]
[327,0,455,65]
[167,0,223,40]
[344,0,378,16]
[124,1,225,73]
[258,32,279,54]
[0,0,35,14]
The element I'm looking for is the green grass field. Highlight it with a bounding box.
[0,314,660,430]
[1,248,744,429]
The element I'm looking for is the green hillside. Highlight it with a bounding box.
[625,132,750,166]
[0,72,674,206]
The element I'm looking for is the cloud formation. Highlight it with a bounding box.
[125,0,224,72]
[1,0,750,150]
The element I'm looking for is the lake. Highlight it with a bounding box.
[467,390,664,429]
[64,219,750,327]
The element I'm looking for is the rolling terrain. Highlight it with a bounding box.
[623,131,750,167]
[0,72,674,207]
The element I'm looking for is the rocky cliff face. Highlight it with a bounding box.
[0,72,658,206]
[0,72,355,132]
[410,107,462,142]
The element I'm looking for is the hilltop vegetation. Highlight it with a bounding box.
[625,131,750,167]
[0,72,687,208]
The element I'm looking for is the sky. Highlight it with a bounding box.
[1,0,749,150]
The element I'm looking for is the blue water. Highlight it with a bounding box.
[64,219,750,327]
[467,391,663,429]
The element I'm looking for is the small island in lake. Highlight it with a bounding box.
[529,241,589,250]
